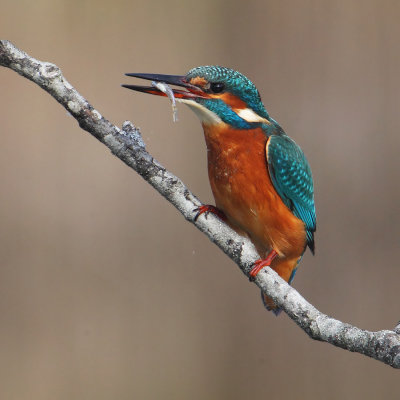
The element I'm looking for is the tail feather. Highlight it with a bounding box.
[261,292,282,316]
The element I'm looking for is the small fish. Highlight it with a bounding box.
[151,81,178,122]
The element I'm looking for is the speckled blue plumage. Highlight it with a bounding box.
[187,66,270,121]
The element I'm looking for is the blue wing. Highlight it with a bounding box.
[267,134,316,253]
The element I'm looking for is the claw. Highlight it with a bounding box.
[249,249,278,278]
[193,205,226,222]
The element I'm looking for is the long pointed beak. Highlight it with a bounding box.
[122,72,206,99]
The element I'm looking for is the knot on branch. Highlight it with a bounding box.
[120,120,146,150]
[40,62,60,80]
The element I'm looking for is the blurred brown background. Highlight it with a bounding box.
[1,0,399,399]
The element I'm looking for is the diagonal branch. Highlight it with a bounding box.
[1,39,399,369]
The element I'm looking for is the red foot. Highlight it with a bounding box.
[249,250,278,278]
[193,205,226,222]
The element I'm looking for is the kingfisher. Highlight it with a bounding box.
[122,66,316,314]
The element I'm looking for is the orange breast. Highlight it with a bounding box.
[202,123,307,265]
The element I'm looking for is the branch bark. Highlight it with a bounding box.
[1,39,399,369]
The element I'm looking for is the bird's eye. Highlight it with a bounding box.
[210,82,225,93]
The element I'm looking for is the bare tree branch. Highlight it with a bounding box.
[1,39,399,369]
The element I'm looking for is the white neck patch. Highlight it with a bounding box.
[235,108,270,124]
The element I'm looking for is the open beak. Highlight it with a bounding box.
[122,73,206,99]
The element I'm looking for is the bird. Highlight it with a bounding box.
[122,66,316,314]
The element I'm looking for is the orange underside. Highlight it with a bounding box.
[202,123,307,309]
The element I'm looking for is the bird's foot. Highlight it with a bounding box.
[193,205,227,222]
[249,250,278,279]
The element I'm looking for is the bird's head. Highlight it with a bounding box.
[123,66,271,129]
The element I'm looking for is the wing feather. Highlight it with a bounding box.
[267,135,316,252]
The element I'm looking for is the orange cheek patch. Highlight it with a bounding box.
[218,93,247,109]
